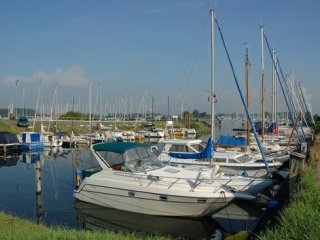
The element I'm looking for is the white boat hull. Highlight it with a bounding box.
[74,171,234,217]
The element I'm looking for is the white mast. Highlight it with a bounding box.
[88,80,92,132]
[48,84,58,131]
[210,9,215,141]
[260,25,265,142]
[272,49,276,125]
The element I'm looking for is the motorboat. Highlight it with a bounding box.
[20,132,44,151]
[73,141,260,217]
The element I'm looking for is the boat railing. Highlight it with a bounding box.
[112,169,226,193]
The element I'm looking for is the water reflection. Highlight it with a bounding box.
[0,154,20,167]
[75,199,265,239]
[213,200,265,234]
[75,201,223,240]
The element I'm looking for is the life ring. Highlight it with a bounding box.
[150,145,159,155]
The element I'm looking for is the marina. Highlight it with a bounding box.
[0,118,309,239]
[0,147,273,238]
[0,2,319,239]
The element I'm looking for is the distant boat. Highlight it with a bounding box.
[16,116,29,128]
[140,127,164,138]
[20,132,44,151]
[0,131,22,154]
[40,124,62,148]
[57,131,76,148]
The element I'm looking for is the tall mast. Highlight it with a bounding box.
[88,80,92,133]
[272,49,278,135]
[210,9,215,141]
[245,45,250,146]
[272,49,277,125]
[260,25,265,141]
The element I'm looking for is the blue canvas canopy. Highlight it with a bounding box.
[168,138,214,159]
[0,131,19,144]
[216,135,246,147]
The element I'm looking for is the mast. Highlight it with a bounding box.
[210,9,215,141]
[48,84,57,132]
[271,49,278,136]
[260,25,265,142]
[33,79,42,131]
[245,45,250,146]
[88,80,92,133]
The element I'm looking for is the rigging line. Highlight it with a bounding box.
[175,14,210,109]
[299,85,309,117]
[214,17,269,172]
[263,32,304,142]
[293,80,309,128]
[298,82,314,125]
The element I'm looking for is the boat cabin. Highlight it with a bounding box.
[92,142,164,173]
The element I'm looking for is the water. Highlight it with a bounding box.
[0,120,266,239]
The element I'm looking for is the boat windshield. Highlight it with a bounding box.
[124,146,164,172]
[102,146,164,173]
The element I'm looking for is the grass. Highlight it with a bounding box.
[259,155,320,239]
[0,212,174,240]
[0,120,20,134]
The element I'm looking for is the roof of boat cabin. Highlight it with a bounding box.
[92,142,150,153]
[0,131,19,144]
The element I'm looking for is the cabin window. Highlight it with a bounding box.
[213,158,226,163]
[159,195,168,201]
[126,148,139,161]
[237,155,250,163]
[99,151,124,166]
[191,144,205,152]
[136,147,150,159]
[197,199,206,203]
[229,159,239,163]
[169,145,187,152]
[128,191,135,197]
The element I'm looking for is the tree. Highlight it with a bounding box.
[192,109,200,118]
[182,111,191,127]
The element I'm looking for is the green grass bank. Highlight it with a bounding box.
[259,135,320,240]
[0,212,173,240]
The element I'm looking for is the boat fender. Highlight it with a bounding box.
[210,229,223,240]
[268,200,279,210]
[75,169,82,189]
[225,230,249,240]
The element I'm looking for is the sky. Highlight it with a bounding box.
[0,0,319,117]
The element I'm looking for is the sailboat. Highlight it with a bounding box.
[158,12,281,178]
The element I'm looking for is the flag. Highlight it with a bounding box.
[208,93,217,103]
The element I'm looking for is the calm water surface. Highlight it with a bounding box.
[0,120,265,239]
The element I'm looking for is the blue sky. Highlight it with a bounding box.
[0,0,319,117]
